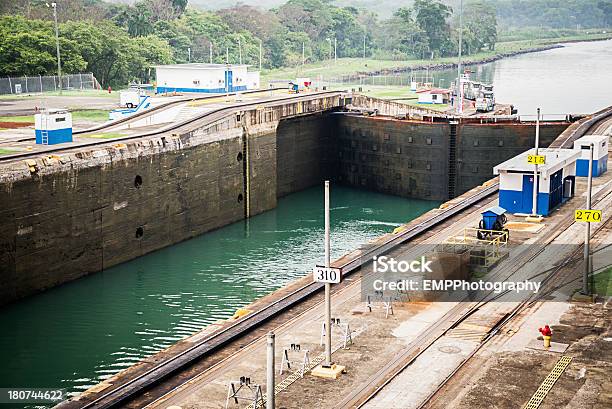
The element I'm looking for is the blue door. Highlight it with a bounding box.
[549,169,563,210]
[225,69,233,92]
[522,174,534,214]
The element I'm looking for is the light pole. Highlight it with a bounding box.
[47,2,62,94]
[324,180,332,366]
[582,143,594,295]
[188,47,191,63]
[334,38,337,64]
[456,0,463,114]
[259,39,262,71]
[531,108,541,216]
[363,34,366,59]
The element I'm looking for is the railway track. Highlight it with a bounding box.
[347,109,612,409]
[56,101,612,408]
[59,183,498,409]
[0,87,319,162]
[416,215,612,409]
[347,181,612,409]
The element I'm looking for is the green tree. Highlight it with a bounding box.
[412,0,452,57]
[462,0,497,52]
[0,16,86,76]
[392,7,430,59]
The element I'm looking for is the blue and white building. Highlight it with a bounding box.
[573,134,608,177]
[155,63,260,94]
[493,148,580,216]
[34,109,72,145]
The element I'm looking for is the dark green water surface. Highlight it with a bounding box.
[0,186,439,399]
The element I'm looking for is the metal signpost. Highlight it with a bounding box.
[579,144,595,295]
[311,181,345,379]
[532,108,541,216]
[324,180,332,366]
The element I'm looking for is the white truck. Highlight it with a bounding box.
[476,91,495,112]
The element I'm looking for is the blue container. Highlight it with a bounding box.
[481,206,507,230]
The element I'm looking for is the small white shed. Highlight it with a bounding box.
[493,148,580,216]
[416,88,450,104]
[573,134,608,177]
[34,109,72,145]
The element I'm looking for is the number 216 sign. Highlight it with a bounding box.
[313,265,342,283]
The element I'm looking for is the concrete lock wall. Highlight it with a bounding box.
[333,115,450,200]
[456,122,568,196]
[333,116,568,201]
[0,107,570,305]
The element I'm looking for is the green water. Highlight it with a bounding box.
[0,186,439,399]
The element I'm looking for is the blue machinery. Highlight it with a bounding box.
[109,95,151,121]
[477,206,509,240]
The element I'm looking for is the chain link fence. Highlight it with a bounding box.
[0,73,101,95]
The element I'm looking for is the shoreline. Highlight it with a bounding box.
[305,35,612,81]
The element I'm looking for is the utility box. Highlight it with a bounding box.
[493,148,580,216]
[35,109,72,145]
[573,134,608,177]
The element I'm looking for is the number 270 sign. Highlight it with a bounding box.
[313,265,342,283]
[575,209,602,223]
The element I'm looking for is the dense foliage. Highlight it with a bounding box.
[0,0,610,86]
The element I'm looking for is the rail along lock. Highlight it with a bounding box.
[477,206,509,241]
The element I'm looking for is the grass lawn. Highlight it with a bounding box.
[324,84,450,112]
[0,148,18,155]
[261,32,612,83]
[80,132,126,139]
[71,110,109,122]
[0,109,109,124]
[593,267,611,296]
[0,115,34,123]
[0,89,117,100]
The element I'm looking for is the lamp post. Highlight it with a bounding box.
[531,108,541,216]
[47,2,62,94]
[582,143,594,295]
[324,180,332,366]
[456,0,463,114]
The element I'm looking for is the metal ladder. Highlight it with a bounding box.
[40,129,49,145]
[40,115,50,145]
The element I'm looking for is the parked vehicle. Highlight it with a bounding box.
[476,90,495,112]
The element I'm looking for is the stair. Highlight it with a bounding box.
[448,121,458,199]
[40,130,49,145]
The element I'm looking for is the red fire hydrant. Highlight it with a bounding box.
[108,86,112,94]
[538,325,552,348]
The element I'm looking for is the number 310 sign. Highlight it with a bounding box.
[313,265,342,283]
